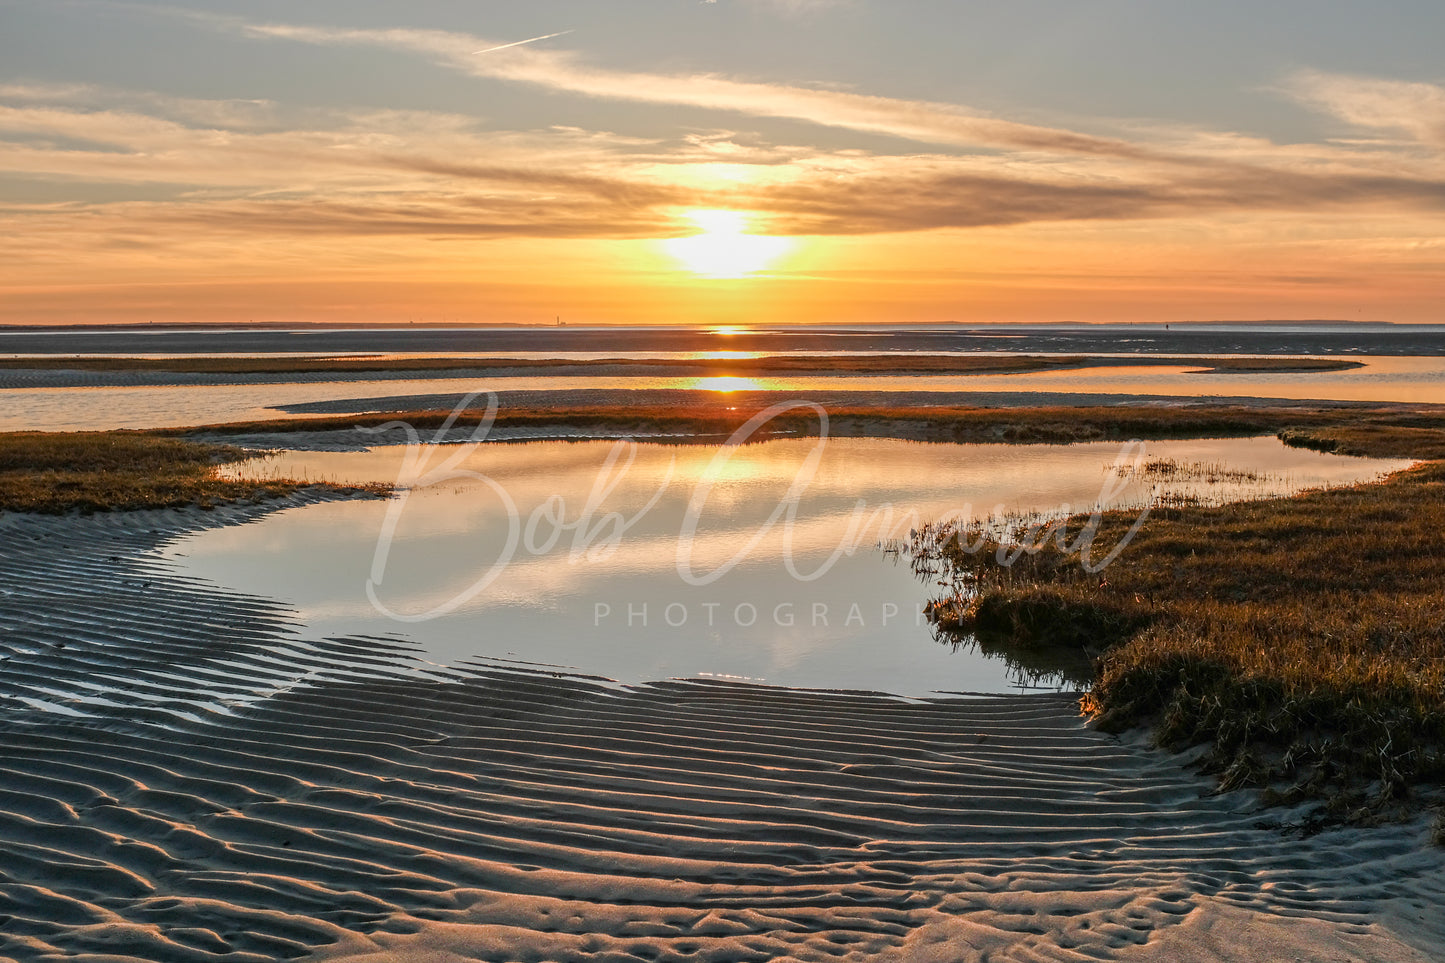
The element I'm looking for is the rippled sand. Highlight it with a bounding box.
[1,499,1442,961]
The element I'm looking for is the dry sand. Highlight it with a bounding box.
[3,498,1444,961]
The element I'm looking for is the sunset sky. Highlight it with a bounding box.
[2,0,1443,325]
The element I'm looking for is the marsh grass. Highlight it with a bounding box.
[1279,424,1445,460]
[0,432,390,514]
[1116,458,1270,485]
[173,401,1384,445]
[912,430,1445,826]
[1185,358,1362,373]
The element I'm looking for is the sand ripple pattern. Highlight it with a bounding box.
[1,502,1442,962]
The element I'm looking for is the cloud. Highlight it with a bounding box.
[222,16,1445,187]
[230,19,1159,160]
[4,107,1442,251]
[3,59,1444,253]
[1283,70,1445,149]
[744,165,1445,235]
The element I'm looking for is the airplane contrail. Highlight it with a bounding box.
[473,30,572,55]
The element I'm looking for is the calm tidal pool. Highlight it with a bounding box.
[166,436,1412,696]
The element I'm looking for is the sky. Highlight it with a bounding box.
[1,0,1443,326]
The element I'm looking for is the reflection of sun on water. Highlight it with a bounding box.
[665,210,791,278]
[684,349,760,359]
[689,376,765,393]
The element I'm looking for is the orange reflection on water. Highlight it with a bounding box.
[687,375,769,393]
[680,351,764,361]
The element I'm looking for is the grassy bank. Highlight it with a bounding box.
[916,420,1445,826]
[1186,357,1362,373]
[170,401,1385,445]
[0,432,389,514]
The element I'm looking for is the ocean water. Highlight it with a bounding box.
[7,355,1445,432]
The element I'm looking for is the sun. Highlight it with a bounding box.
[665,210,790,279]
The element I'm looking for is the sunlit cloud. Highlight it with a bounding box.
[3,83,1444,252]
[228,18,1158,159]
[1283,70,1445,150]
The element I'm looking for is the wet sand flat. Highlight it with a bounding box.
[2,498,1443,961]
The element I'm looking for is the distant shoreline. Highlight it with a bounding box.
[0,318,1409,332]
[2,323,1443,359]
[0,354,1367,384]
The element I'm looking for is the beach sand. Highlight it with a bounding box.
[2,497,1444,961]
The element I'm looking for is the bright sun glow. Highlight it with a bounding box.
[688,376,766,393]
[665,210,791,279]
